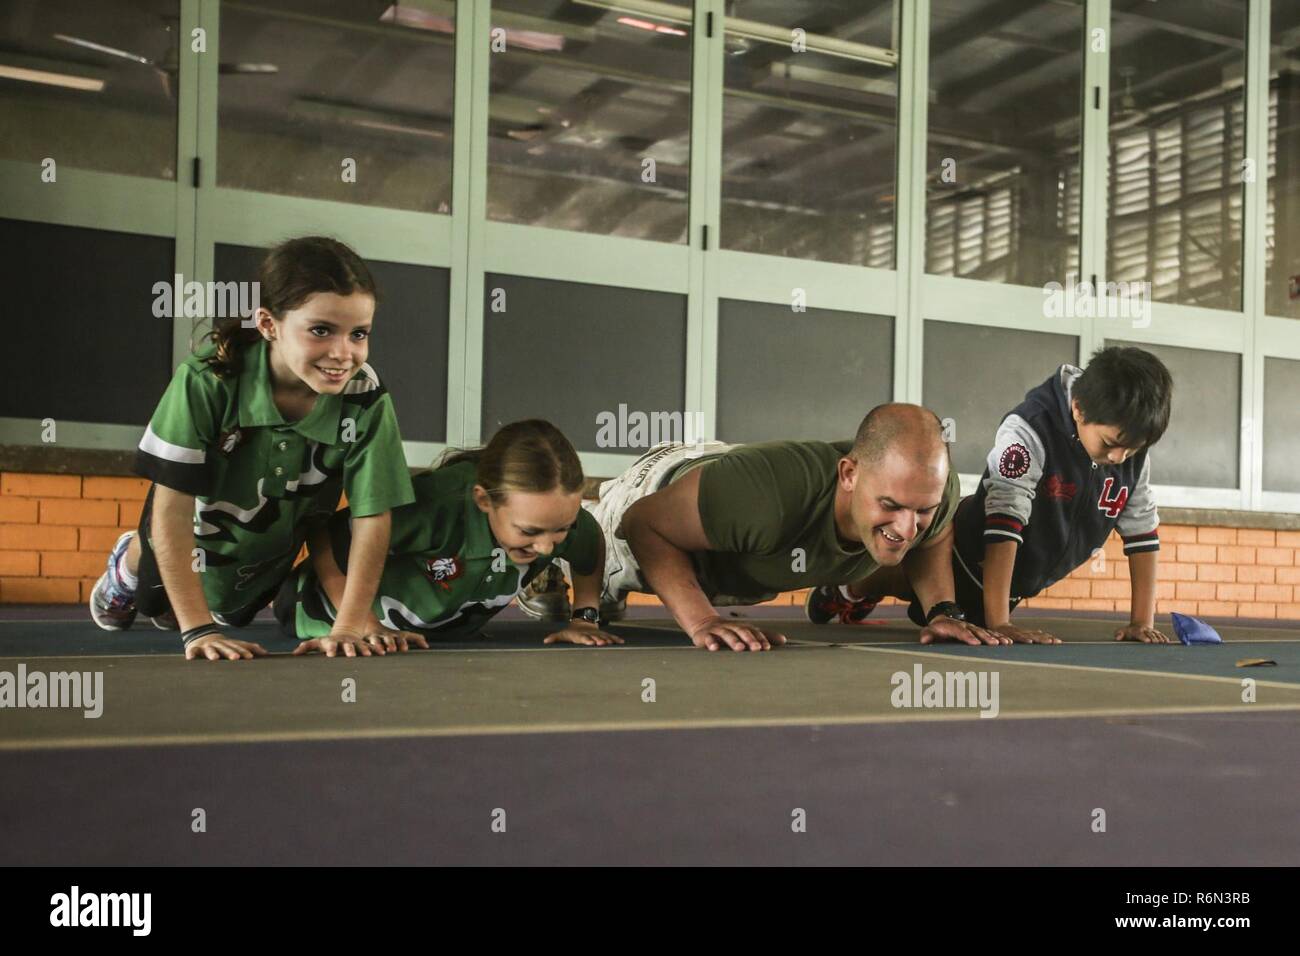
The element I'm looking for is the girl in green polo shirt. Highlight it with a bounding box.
[276,419,621,647]
[89,236,416,661]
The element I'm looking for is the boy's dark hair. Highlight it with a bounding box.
[1073,346,1173,447]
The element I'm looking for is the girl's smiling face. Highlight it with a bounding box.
[256,291,375,395]
[474,487,584,563]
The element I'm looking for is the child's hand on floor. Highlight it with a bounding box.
[988,622,1062,644]
[293,620,420,657]
[543,621,624,647]
[357,615,429,653]
[1114,623,1171,643]
[292,627,377,657]
[184,633,269,661]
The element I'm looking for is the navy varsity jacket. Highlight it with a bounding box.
[952,365,1161,600]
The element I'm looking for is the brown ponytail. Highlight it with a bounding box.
[439,420,585,500]
[205,236,378,377]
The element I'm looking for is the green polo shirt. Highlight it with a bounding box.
[285,459,601,639]
[134,338,415,612]
[678,440,961,603]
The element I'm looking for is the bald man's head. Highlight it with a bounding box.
[851,403,948,471]
[836,404,951,566]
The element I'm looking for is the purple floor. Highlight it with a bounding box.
[4,710,1298,866]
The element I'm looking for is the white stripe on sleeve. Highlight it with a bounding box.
[139,423,206,464]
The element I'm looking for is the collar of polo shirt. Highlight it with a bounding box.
[236,338,344,444]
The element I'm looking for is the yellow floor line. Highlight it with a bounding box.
[844,643,1300,690]
[5,702,1300,752]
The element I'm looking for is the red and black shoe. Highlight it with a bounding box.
[804,585,880,625]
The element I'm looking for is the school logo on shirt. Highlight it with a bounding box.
[218,428,243,455]
[1042,474,1077,501]
[423,556,463,590]
[1097,477,1129,518]
[999,443,1031,479]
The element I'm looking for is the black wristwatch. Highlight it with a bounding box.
[571,607,600,625]
[925,601,966,624]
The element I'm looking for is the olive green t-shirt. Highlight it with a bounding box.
[681,440,961,603]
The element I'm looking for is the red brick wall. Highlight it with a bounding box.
[2,469,1297,620]
[630,523,1300,621]
[1027,525,1300,620]
[0,472,147,604]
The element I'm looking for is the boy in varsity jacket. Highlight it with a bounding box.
[807,346,1174,645]
[949,346,1174,643]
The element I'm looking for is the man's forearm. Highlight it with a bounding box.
[904,526,957,615]
[151,492,213,632]
[332,512,390,631]
[1128,549,1158,627]
[624,523,719,635]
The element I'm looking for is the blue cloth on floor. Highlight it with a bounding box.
[1171,612,1223,645]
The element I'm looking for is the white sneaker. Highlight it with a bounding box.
[517,564,571,622]
[88,531,138,631]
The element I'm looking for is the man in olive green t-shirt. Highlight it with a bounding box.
[587,404,1002,651]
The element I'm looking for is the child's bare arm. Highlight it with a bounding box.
[1115,549,1170,642]
[569,533,604,612]
[152,485,268,661]
[1114,457,1167,642]
[307,522,347,612]
[981,539,1018,628]
[982,539,1059,643]
[544,534,623,647]
[294,512,428,657]
[332,512,389,635]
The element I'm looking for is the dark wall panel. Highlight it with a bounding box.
[481,275,687,453]
[923,321,1079,474]
[717,300,893,444]
[1,218,173,426]
[1264,357,1300,494]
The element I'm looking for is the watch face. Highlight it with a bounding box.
[572,608,599,624]
[930,602,964,623]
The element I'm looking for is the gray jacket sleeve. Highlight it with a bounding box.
[980,414,1046,546]
[1115,454,1160,552]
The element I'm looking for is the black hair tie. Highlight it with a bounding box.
[182,623,224,646]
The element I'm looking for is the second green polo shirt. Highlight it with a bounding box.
[284,459,601,638]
